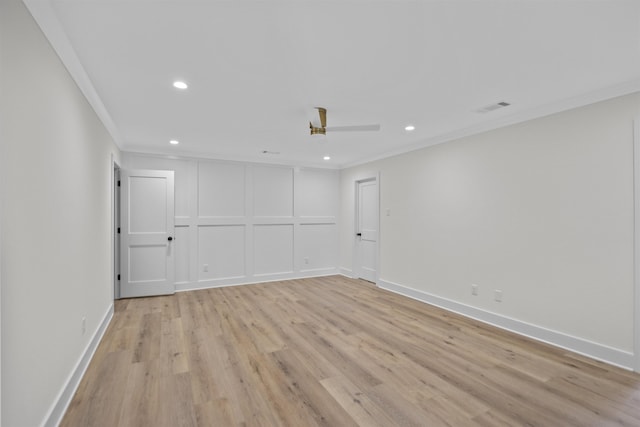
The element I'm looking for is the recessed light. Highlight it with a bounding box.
[323,156,331,160]
[404,125,415,131]
[173,81,188,89]
[169,140,179,145]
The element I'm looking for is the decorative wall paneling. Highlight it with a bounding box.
[123,154,339,291]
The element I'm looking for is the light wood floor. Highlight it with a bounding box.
[62,276,640,426]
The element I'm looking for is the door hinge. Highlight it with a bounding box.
[117,180,121,187]
[117,227,120,234]
[117,274,121,281]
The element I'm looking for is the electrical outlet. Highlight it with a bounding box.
[81,317,86,335]
[494,290,503,302]
[304,257,309,265]
[471,284,478,296]
[203,264,209,272]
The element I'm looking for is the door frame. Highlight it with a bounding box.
[352,173,380,284]
[112,157,121,300]
[633,119,640,372]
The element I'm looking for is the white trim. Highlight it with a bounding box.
[0,152,2,426]
[42,305,114,427]
[378,278,635,371]
[19,0,640,171]
[339,267,354,278]
[634,119,640,372]
[124,147,341,170]
[112,157,121,300]
[176,270,340,293]
[352,173,380,284]
[22,0,124,148]
[343,81,640,169]
[299,267,339,274]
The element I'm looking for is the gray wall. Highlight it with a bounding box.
[341,93,640,366]
[0,0,120,424]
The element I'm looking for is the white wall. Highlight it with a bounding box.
[0,0,121,425]
[341,93,640,367]
[123,154,339,290]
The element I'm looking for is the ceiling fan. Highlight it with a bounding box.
[309,107,380,137]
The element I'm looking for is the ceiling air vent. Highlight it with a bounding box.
[476,101,511,114]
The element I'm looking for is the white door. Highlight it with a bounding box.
[356,178,378,282]
[120,169,175,298]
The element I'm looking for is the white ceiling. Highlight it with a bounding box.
[24,0,640,168]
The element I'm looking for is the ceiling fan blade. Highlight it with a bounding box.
[325,124,380,132]
[316,107,327,128]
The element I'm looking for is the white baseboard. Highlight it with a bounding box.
[378,279,635,371]
[43,304,114,427]
[176,268,340,292]
[339,267,353,278]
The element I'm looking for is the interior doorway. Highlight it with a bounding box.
[354,176,378,283]
[119,169,175,298]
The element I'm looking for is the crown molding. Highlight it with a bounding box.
[342,79,640,169]
[22,0,124,148]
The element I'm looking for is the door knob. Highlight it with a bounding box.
[168,236,173,241]
[356,233,362,237]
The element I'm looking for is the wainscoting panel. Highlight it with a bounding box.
[198,225,246,281]
[253,165,294,218]
[253,224,294,275]
[174,225,190,284]
[296,167,339,217]
[198,161,246,218]
[122,154,340,291]
[298,223,338,273]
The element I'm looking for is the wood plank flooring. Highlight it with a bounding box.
[61,276,640,426]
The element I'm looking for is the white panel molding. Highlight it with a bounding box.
[178,269,340,292]
[198,218,248,226]
[174,226,191,284]
[245,165,255,278]
[339,268,354,278]
[253,224,294,275]
[123,155,341,293]
[254,271,295,278]
[187,160,199,285]
[198,224,246,281]
[300,267,337,274]
[252,218,297,224]
[634,118,640,372]
[43,305,114,427]
[252,165,294,217]
[197,274,246,283]
[198,216,247,222]
[378,279,635,371]
[299,216,337,223]
[198,162,246,218]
